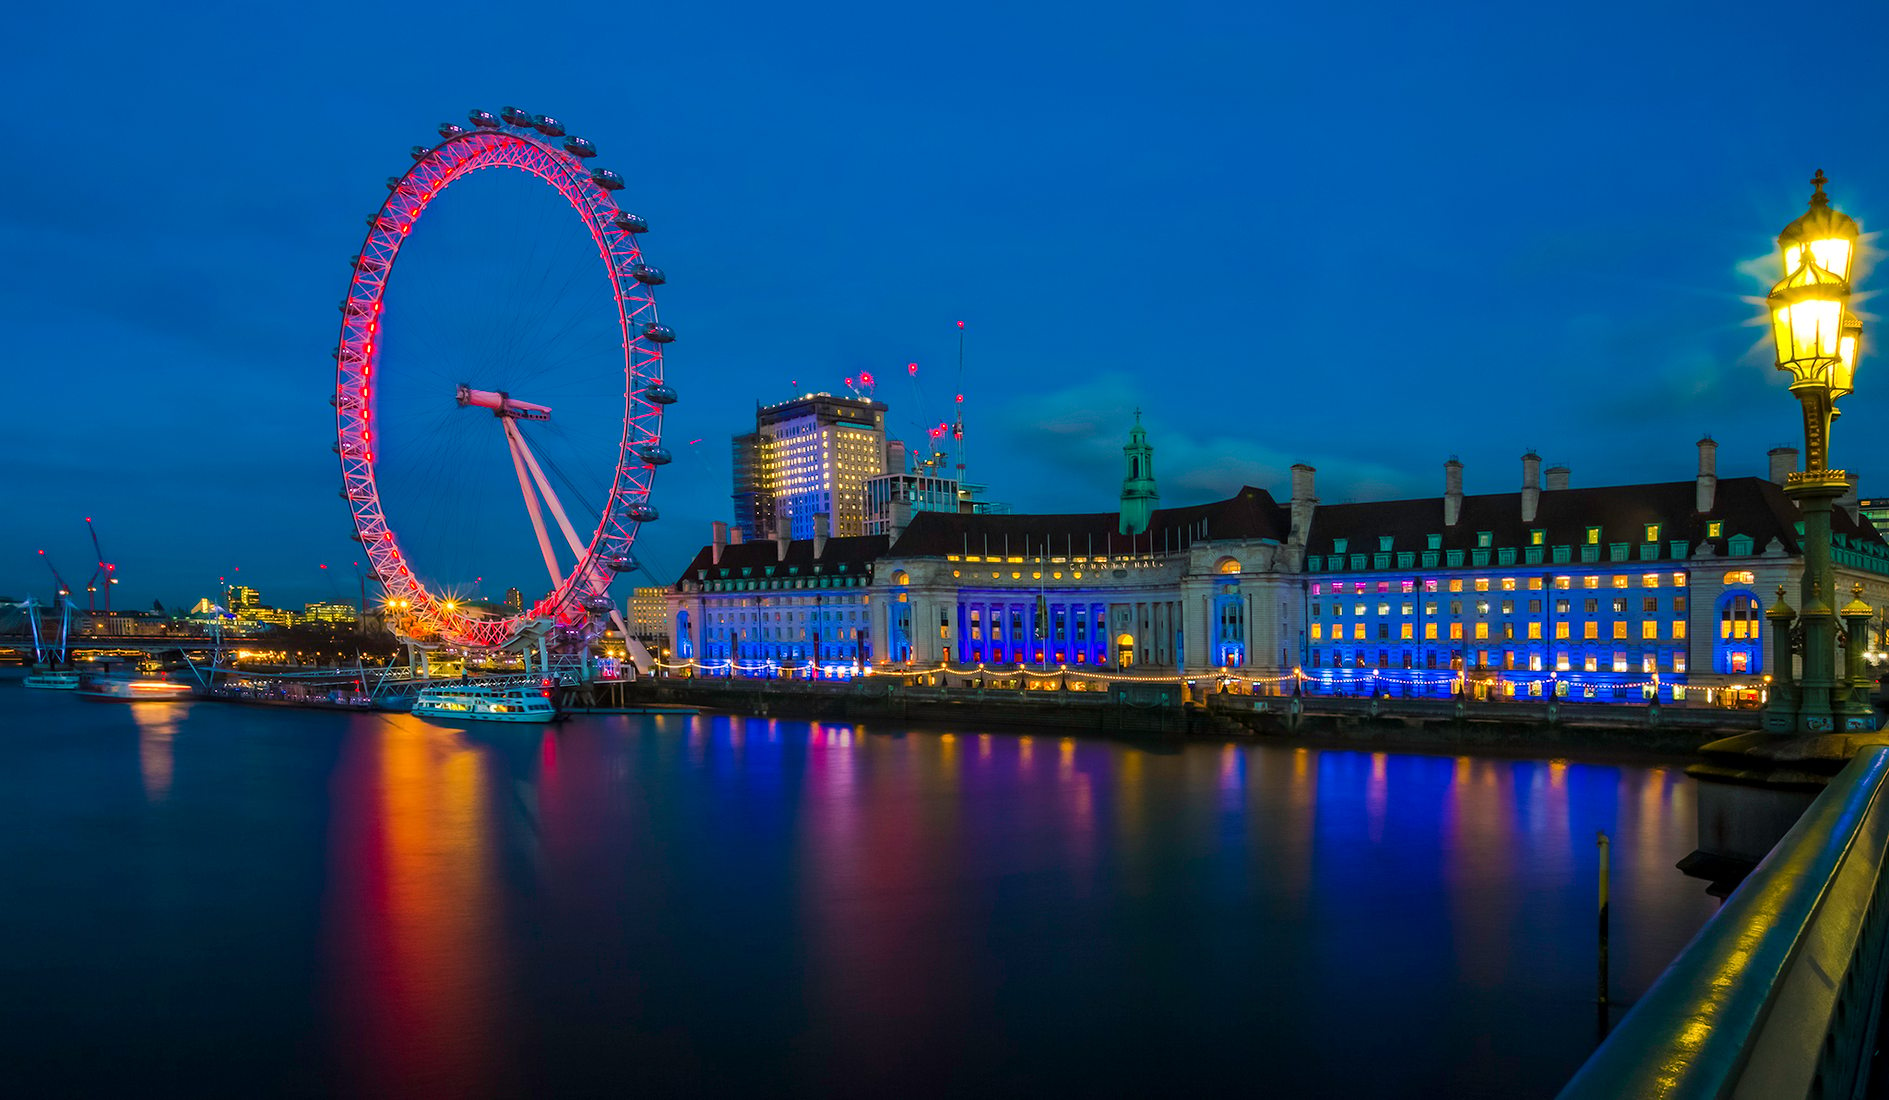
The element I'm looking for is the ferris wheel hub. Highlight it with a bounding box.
[456,384,552,421]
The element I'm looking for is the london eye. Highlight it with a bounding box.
[331,107,676,660]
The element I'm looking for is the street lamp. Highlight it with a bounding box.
[1763,169,1875,734]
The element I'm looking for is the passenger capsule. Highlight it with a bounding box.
[500,105,531,126]
[532,114,565,137]
[630,263,665,285]
[591,168,625,191]
[626,504,659,522]
[468,109,501,129]
[613,212,648,233]
[410,145,432,161]
[437,122,466,139]
[642,323,676,343]
[644,382,678,405]
[563,136,597,158]
[601,555,634,572]
[632,443,673,465]
[385,176,401,191]
[581,594,614,612]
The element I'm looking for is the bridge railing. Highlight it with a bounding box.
[1558,745,1889,1100]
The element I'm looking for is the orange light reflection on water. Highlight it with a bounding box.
[325,717,504,1098]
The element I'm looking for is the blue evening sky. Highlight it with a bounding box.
[7,1,1889,609]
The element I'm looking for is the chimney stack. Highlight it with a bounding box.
[1544,465,1570,491]
[1444,458,1464,527]
[1696,437,1718,514]
[813,512,830,559]
[1521,453,1541,523]
[730,527,744,545]
[1289,464,1318,546]
[776,525,792,562]
[1840,474,1861,523]
[1769,446,1799,486]
[889,497,915,542]
[711,521,729,565]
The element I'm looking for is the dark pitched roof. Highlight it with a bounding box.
[887,487,1288,558]
[674,534,890,588]
[1304,476,1888,558]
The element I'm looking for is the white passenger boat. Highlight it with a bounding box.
[412,678,559,723]
[24,670,81,690]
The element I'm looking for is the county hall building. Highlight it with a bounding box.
[665,421,1889,705]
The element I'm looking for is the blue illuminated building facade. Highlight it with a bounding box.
[669,428,1889,705]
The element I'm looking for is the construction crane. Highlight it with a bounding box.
[84,516,117,615]
[37,549,73,609]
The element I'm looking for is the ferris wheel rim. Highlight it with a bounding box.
[331,118,666,650]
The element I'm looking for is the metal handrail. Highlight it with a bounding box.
[1558,745,1889,1099]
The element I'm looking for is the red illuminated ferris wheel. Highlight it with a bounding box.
[332,107,676,651]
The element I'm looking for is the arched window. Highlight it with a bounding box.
[1723,569,1756,585]
[890,569,910,586]
[1216,557,1242,575]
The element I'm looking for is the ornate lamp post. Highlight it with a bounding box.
[1762,170,1874,734]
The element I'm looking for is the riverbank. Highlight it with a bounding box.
[601,675,1761,758]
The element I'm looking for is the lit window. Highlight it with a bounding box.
[1586,527,1601,545]
[1501,578,1517,591]
[1474,579,1490,592]
[1554,576,1571,590]
[1530,529,1545,545]
[1527,622,1542,639]
[1642,573,1660,588]
[1311,624,1323,640]
[1400,624,1413,640]
[1707,521,1723,538]
[1612,576,1630,589]
[1477,532,1493,548]
[1584,622,1599,640]
[1424,623,1438,639]
[1673,620,1687,639]
[1555,622,1570,639]
[1474,623,1489,639]
[1613,622,1628,639]
[1645,524,1661,542]
[1723,570,1756,585]
[1641,621,1657,640]
[1673,572,1688,587]
[1583,576,1600,589]
[1613,652,1628,673]
[1449,580,1464,592]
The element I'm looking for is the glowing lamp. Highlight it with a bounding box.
[1778,169,1859,283]
[1768,253,1848,389]
[1836,309,1863,396]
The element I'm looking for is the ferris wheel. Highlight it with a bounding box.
[332,106,676,653]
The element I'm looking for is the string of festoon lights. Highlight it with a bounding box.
[647,658,1718,696]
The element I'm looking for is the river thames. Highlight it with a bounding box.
[0,680,1717,1098]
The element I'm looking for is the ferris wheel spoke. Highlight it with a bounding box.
[503,418,565,593]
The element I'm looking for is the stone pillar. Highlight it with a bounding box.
[1842,584,1878,729]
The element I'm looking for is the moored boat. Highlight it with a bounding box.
[412,678,558,723]
[24,670,82,690]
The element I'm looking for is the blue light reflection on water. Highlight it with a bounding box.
[0,686,1716,1098]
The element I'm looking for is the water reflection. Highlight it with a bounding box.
[0,688,1722,1099]
[127,701,180,803]
[324,717,504,1098]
